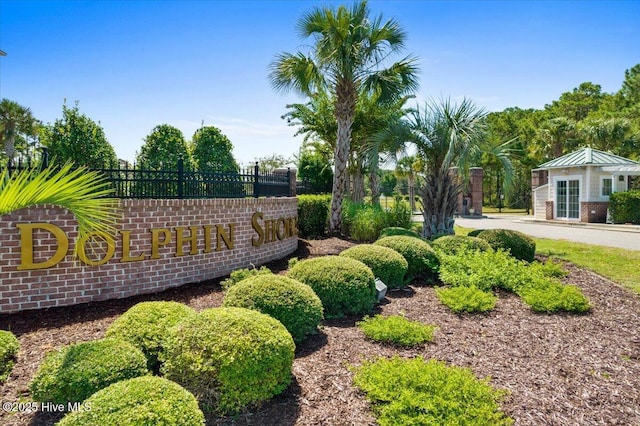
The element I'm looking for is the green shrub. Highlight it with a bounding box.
[467,229,484,237]
[378,226,422,240]
[288,256,376,318]
[386,197,413,229]
[431,235,493,255]
[297,194,331,238]
[105,301,194,373]
[357,315,436,347]
[0,330,19,383]
[161,307,295,415]
[477,229,536,262]
[352,356,513,426]
[609,190,640,224]
[374,236,440,283]
[438,249,529,292]
[220,265,273,291]
[30,339,148,404]
[342,201,389,242]
[339,244,409,289]
[57,376,204,426]
[222,275,323,343]
[435,286,497,313]
[530,258,569,278]
[518,280,591,313]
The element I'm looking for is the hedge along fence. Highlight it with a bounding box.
[609,190,640,224]
[0,198,298,314]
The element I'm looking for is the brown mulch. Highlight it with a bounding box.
[1,237,639,426]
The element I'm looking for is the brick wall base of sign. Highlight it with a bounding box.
[0,198,298,314]
[581,201,609,223]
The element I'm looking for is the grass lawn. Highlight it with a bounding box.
[455,225,640,295]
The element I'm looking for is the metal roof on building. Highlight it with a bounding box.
[538,147,639,169]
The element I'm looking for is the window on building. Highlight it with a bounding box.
[601,178,612,196]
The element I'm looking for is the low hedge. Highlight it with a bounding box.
[476,229,536,262]
[105,301,194,373]
[298,194,331,238]
[0,330,19,383]
[29,339,148,404]
[288,256,377,318]
[222,274,323,343]
[378,226,422,240]
[161,307,295,415]
[435,285,497,313]
[357,315,436,347]
[220,266,273,291]
[57,376,205,426]
[431,235,492,255]
[340,244,409,289]
[352,356,513,426]
[374,236,440,283]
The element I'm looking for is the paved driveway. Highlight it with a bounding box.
[450,215,640,251]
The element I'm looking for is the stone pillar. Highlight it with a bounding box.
[545,201,554,220]
[470,168,483,216]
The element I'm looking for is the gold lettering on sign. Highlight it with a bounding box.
[251,212,297,247]
[150,228,171,259]
[175,226,199,256]
[77,232,116,266]
[120,230,146,262]
[17,223,69,270]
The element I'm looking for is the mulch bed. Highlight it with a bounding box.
[1,237,639,425]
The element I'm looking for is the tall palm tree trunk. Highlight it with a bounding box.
[329,114,353,233]
[420,170,459,238]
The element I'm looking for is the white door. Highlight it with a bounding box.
[556,179,580,219]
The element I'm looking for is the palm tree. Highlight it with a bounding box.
[1,163,118,256]
[0,99,37,163]
[535,116,577,159]
[270,0,418,233]
[386,98,512,239]
[394,155,422,211]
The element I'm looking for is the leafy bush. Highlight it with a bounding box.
[530,258,569,278]
[356,315,436,347]
[467,229,484,237]
[386,197,413,230]
[374,236,440,283]
[57,376,204,426]
[342,201,389,242]
[340,244,409,289]
[105,301,194,373]
[352,356,513,426]
[518,281,591,313]
[431,235,493,255]
[297,194,331,238]
[220,265,273,291]
[161,307,295,415]
[378,226,422,240]
[222,274,323,343]
[435,286,497,313]
[0,330,19,383]
[439,249,531,292]
[30,339,148,404]
[477,229,536,262]
[288,256,376,318]
[439,250,592,313]
[609,190,640,224]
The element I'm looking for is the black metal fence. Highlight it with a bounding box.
[5,154,293,199]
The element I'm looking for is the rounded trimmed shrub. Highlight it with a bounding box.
[374,236,440,283]
[467,229,484,237]
[57,376,204,426]
[105,301,194,373]
[222,275,323,343]
[378,226,422,240]
[477,229,536,262]
[287,256,377,318]
[29,339,148,404]
[431,235,493,255]
[339,244,409,289]
[161,307,295,415]
[0,330,19,383]
[220,266,273,291]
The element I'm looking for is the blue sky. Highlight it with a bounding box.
[1,0,638,165]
